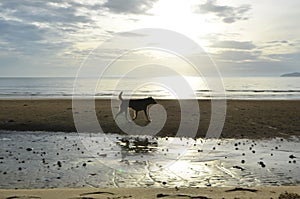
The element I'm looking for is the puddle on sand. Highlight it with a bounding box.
[0,131,299,188]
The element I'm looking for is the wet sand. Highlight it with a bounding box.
[0,131,299,189]
[1,186,300,199]
[0,99,299,138]
[0,100,300,198]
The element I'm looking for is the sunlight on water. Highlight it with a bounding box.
[0,77,300,99]
[1,131,299,188]
[96,75,208,99]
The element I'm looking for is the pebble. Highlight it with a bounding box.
[289,155,296,159]
[258,161,266,168]
[233,165,245,171]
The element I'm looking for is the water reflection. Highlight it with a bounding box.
[0,131,299,188]
[117,137,158,160]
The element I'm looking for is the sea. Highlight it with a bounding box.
[0,76,299,100]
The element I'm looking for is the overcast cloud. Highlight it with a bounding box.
[0,0,299,77]
[103,0,159,14]
[194,0,251,23]
[209,40,256,50]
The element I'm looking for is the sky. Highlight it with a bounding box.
[0,0,299,77]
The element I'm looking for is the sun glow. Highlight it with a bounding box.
[142,0,222,47]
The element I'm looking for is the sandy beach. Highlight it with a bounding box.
[0,99,300,198]
[0,99,299,138]
[0,186,300,199]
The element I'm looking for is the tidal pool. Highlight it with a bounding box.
[0,131,299,188]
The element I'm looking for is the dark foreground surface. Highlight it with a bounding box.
[0,131,299,189]
[0,99,299,138]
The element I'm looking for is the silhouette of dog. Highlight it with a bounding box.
[115,92,157,121]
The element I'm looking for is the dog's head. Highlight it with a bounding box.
[147,97,157,105]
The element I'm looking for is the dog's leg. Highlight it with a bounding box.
[133,110,138,120]
[144,109,151,122]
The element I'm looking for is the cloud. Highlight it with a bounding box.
[0,1,87,42]
[0,0,103,56]
[0,0,104,76]
[256,40,299,57]
[268,51,300,62]
[218,60,295,77]
[194,0,251,23]
[0,0,156,57]
[266,40,289,44]
[0,1,93,30]
[259,40,300,50]
[118,32,146,37]
[103,0,158,14]
[0,18,44,42]
[214,50,261,62]
[209,40,256,50]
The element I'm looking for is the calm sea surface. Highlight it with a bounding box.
[0,77,299,99]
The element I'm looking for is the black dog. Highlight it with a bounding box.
[115,92,157,121]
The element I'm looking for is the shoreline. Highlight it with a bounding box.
[1,97,300,101]
[1,186,300,199]
[0,99,299,139]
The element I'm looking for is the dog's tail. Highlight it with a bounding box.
[118,91,123,101]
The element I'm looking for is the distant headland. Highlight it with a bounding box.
[280,72,300,77]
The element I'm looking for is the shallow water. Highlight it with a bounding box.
[0,77,300,99]
[0,131,299,188]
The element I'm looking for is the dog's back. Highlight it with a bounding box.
[116,92,157,121]
[128,97,156,111]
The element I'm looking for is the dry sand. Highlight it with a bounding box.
[0,186,300,199]
[0,99,299,138]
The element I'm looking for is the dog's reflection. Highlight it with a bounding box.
[117,137,158,161]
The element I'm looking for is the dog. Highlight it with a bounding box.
[115,92,157,121]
